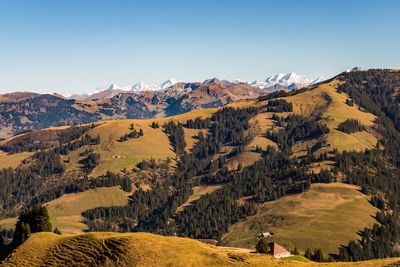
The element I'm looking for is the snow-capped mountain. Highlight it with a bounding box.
[233,72,324,92]
[346,66,367,73]
[75,79,180,100]
[310,77,325,85]
[68,73,324,100]
[250,72,312,89]
[129,79,181,92]
[131,81,159,91]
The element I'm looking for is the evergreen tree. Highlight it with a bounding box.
[255,238,269,254]
[304,248,312,259]
[12,205,52,245]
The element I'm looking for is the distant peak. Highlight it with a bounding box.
[346,66,367,73]
[203,78,220,84]
[108,83,119,91]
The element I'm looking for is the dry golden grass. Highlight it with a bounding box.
[224,111,277,170]
[3,232,400,267]
[226,150,262,171]
[0,217,17,230]
[44,186,129,234]
[0,187,129,235]
[246,112,277,149]
[82,120,176,176]
[183,128,205,152]
[0,151,32,169]
[62,109,217,176]
[285,80,377,152]
[222,183,378,254]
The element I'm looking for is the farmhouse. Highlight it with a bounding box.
[268,242,291,258]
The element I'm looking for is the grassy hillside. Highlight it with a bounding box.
[0,187,129,234]
[44,186,129,234]
[221,183,378,254]
[63,109,216,176]
[0,151,31,169]
[284,80,377,153]
[3,232,400,267]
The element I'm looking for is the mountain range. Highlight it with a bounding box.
[0,72,324,138]
[66,72,323,101]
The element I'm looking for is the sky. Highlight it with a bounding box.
[0,0,399,95]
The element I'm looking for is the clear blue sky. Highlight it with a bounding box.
[0,0,399,94]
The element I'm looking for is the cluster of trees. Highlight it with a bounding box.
[0,205,52,261]
[150,121,160,128]
[0,145,130,219]
[118,129,144,142]
[82,185,179,232]
[335,149,400,260]
[163,121,187,155]
[255,238,269,253]
[184,117,212,129]
[304,248,330,262]
[58,134,100,155]
[0,125,94,154]
[266,99,293,112]
[135,158,171,171]
[12,205,52,245]
[80,152,101,173]
[337,119,364,134]
[0,134,52,154]
[267,114,329,154]
[339,213,400,261]
[0,149,65,214]
[334,70,400,261]
[31,171,132,206]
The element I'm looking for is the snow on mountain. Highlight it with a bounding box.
[310,77,325,85]
[130,79,181,92]
[247,72,323,91]
[68,73,324,100]
[160,79,179,90]
[107,83,131,91]
[346,66,367,73]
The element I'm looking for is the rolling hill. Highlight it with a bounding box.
[3,232,400,267]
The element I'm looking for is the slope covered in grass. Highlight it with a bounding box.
[3,232,400,267]
[0,151,32,169]
[0,187,129,235]
[61,108,216,176]
[221,183,378,254]
[285,80,377,152]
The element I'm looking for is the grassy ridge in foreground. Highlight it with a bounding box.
[3,232,400,267]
